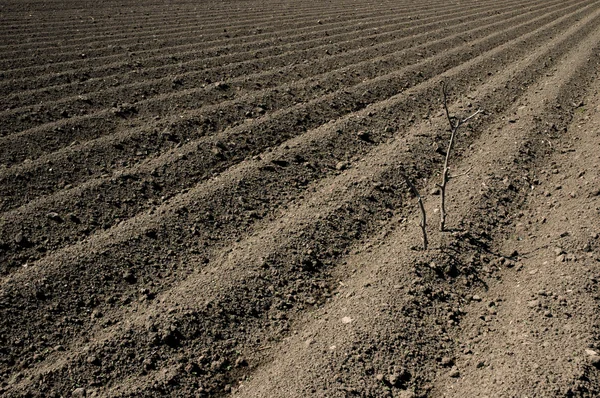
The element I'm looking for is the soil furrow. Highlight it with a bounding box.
[0,0,459,77]
[0,0,561,140]
[0,0,593,218]
[3,0,600,396]
[0,0,536,115]
[0,0,408,44]
[4,17,600,396]
[0,0,449,62]
[0,0,389,35]
[2,9,600,396]
[231,27,600,398]
[0,0,528,93]
[433,29,600,398]
[0,0,550,114]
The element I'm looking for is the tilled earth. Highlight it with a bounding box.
[1,0,600,397]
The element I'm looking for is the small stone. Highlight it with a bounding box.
[430,187,440,195]
[441,357,454,367]
[394,367,411,383]
[211,146,225,159]
[211,360,224,371]
[47,212,62,222]
[472,295,482,302]
[375,373,385,382]
[449,368,460,378]
[71,387,86,397]
[143,357,156,370]
[123,271,136,284]
[341,316,353,324]
[184,362,200,374]
[589,355,600,368]
[86,355,100,365]
[235,357,248,367]
[214,81,229,90]
[527,300,540,308]
[112,103,137,117]
[556,254,566,262]
[357,131,372,141]
[335,161,348,171]
[14,232,28,245]
[544,311,553,317]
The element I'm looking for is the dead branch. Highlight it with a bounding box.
[437,82,481,232]
[449,166,473,179]
[402,173,428,250]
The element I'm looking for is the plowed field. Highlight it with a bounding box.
[1,0,600,396]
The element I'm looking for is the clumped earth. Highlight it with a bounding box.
[1,0,599,396]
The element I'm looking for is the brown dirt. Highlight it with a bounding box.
[1,0,599,397]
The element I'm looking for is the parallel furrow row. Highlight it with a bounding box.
[0,0,440,57]
[0,0,596,284]
[0,0,406,40]
[0,0,553,136]
[2,6,600,395]
[0,0,590,213]
[0,0,533,111]
[0,0,499,88]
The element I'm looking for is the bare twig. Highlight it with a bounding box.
[441,82,454,128]
[461,109,482,124]
[402,173,428,250]
[437,82,481,232]
[449,166,473,179]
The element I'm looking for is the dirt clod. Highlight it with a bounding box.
[71,387,86,397]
